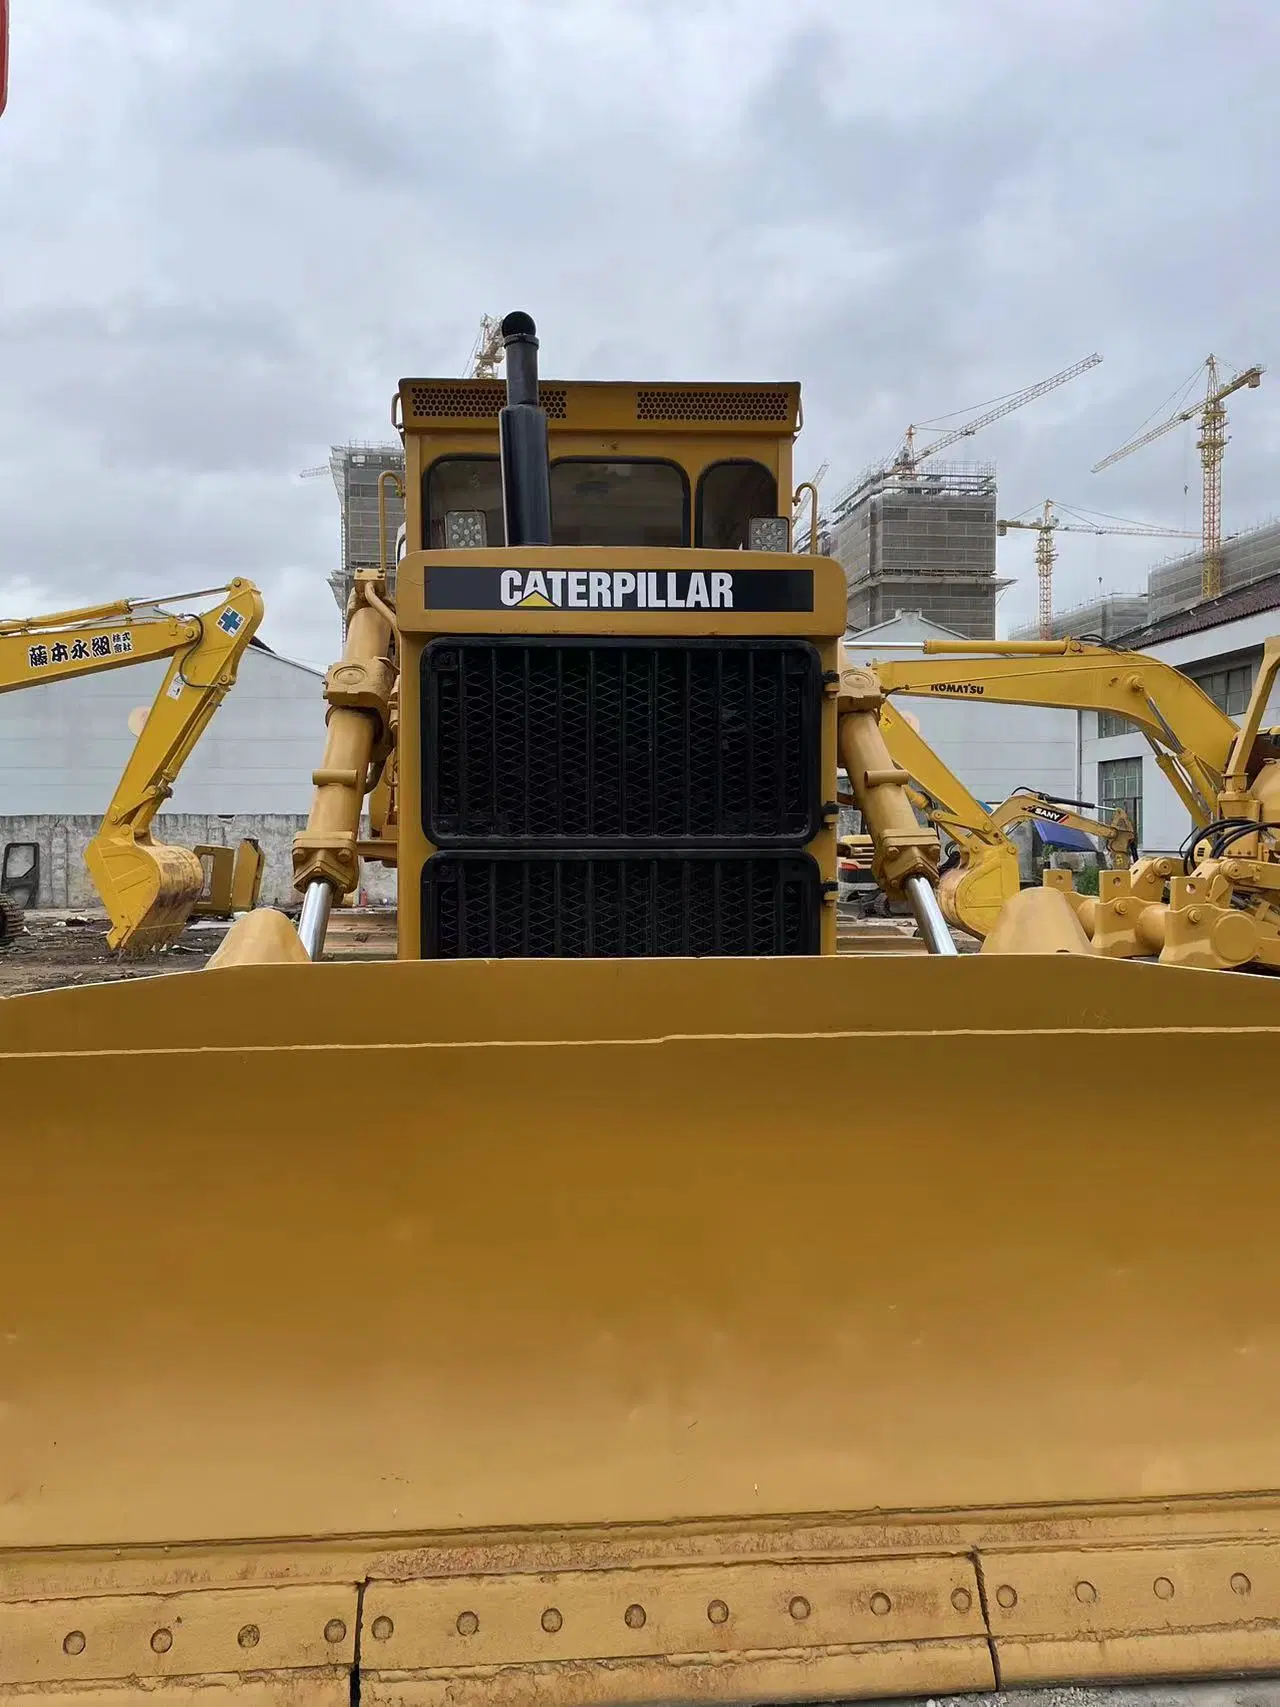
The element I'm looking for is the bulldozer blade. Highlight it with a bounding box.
[83,830,204,954]
[5,953,1280,1700]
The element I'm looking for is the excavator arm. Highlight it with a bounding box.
[82,579,264,952]
[876,702,1130,936]
[986,790,1134,857]
[871,639,1236,825]
[0,598,204,686]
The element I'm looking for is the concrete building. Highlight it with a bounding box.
[0,640,392,909]
[829,464,1008,639]
[1081,574,1280,851]
[326,443,405,620]
[844,612,1078,805]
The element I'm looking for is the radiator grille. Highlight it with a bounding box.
[424,639,821,845]
[423,854,821,958]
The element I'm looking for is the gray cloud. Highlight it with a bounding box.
[1,0,1277,656]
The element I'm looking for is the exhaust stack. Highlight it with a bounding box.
[499,311,553,547]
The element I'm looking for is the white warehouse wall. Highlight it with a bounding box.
[0,644,325,816]
[846,613,1079,806]
[1081,608,1280,852]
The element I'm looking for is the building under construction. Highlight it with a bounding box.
[325,443,405,618]
[1147,518,1280,622]
[1011,592,1150,643]
[828,463,1007,638]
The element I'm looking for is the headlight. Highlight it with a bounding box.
[747,516,791,553]
[444,510,488,549]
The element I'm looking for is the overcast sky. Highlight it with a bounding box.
[3,0,1278,661]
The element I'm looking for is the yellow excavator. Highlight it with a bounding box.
[873,638,1280,967]
[873,700,1135,935]
[6,320,1280,1705]
[0,579,264,950]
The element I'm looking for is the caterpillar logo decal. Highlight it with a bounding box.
[426,566,814,613]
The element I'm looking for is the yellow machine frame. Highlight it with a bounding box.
[190,837,266,918]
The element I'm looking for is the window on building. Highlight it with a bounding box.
[1099,756,1142,843]
[1188,659,1255,719]
[1097,710,1135,738]
[552,459,688,547]
[695,460,777,549]
[424,456,503,549]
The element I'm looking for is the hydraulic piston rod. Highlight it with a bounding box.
[297,880,335,961]
[905,873,959,956]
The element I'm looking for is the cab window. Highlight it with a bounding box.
[424,456,504,549]
[696,460,778,549]
[550,460,688,547]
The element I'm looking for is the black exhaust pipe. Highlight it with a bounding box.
[499,311,552,546]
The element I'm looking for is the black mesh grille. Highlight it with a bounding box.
[424,854,821,958]
[424,638,821,845]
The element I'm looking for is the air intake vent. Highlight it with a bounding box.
[635,388,792,423]
[405,382,568,421]
[423,853,821,958]
[424,638,822,845]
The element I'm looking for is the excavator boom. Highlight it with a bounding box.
[873,640,1235,825]
[83,578,264,951]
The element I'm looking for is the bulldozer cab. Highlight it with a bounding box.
[392,365,848,959]
[400,374,799,555]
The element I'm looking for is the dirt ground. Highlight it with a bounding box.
[0,912,225,995]
[0,904,960,997]
[0,907,401,996]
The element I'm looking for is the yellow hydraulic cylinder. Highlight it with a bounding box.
[292,581,395,907]
[837,666,953,953]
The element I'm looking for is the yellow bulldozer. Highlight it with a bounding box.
[5,318,1280,1705]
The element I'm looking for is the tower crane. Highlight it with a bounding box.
[998,501,1197,638]
[469,314,505,379]
[1092,355,1264,601]
[833,352,1103,514]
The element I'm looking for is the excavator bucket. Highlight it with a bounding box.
[83,828,205,954]
[5,952,1280,1701]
